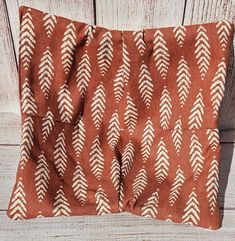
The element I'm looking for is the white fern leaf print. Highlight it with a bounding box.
[91,82,106,129]
[21,78,37,115]
[43,13,57,37]
[76,50,91,100]
[173,26,186,47]
[159,86,172,130]
[171,117,183,156]
[35,151,50,202]
[169,166,185,206]
[19,8,36,71]
[176,56,191,107]
[72,117,86,157]
[8,177,27,220]
[95,185,111,215]
[155,137,170,183]
[141,118,155,163]
[132,166,148,201]
[138,62,154,108]
[97,31,113,76]
[188,90,204,129]
[107,110,120,150]
[42,107,55,142]
[124,93,138,135]
[57,83,74,123]
[61,22,76,74]
[216,20,232,51]
[38,47,54,99]
[54,130,67,179]
[114,64,124,103]
[206,129,220,152]
[195,26,211,80]
[85,25,96,46]
[119,182,124,212]
[153,30,170,80]
[210,59,226,118]
[110,156,120,191]
[141,189,159,218]
[19,116,34,169]
[182,188,200,226]
[122,41,131,85]
[133,30,146,56]
[121,140,135,178]
[206,156,219,214]
[53,186,71,216]
[89,135,105,180]
[189,131,204,180]
[72,161,88,206]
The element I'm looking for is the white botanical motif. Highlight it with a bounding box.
[153,30,170,80]
[132,166,148,200]
[76,50,91,100]
[91,83,106,129]
[188,90,204,129]
[176,56,191,107]
[19,116,34,169]
[54,130,67,179]
[85,25,96,46]
[122,41,131,85]
[171,117,183,156]
[206,156,219,214]
[173,26,186,47]
[119,182,124,212]
[21,78,37,115]
[169,166,185,206]
[72,161,88,205]
[141,118,155,163]
[42,107,55,142]
[195,26,211,80]
[189,131,205,180]
[35,151,50,202]
[8,177,27,220]
[206,129,220,152]
[107,110,120,150]
[95,185,111,215]
[159,86,172,130]
[89,135,105,180]
[57,83,74,123]
[121,140,135,177]
[124,93,138,135]
[216,20,232,51]
[43,13,57,37]
[53,186,71,216]
[138,62,154,108]
[97,31,113,76]
[19,8,36,71]
[72,117,86,157]
[182,188,200,226]
[61,23,76,74]
[133,30,146,55]
[210,59,226,118]
[38,47,54,99]
[141,189,159,218]
[155,137,169,183]
[114,64,124,103]
[110,156,120,191]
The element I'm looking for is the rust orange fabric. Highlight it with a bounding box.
[7,5,234,229]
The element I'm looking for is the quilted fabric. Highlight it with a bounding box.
[7,5,234,229]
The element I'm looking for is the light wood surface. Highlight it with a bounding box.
[0,0,235,240]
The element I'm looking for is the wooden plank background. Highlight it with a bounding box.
[0,0,235,240]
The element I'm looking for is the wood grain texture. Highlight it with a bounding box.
[0,210,235,241]
[0,0,235,240]
[0,0,19,113]
[95,0,186,30]
[184,0,235,130]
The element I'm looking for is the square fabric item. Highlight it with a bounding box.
[7,5,234,230]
